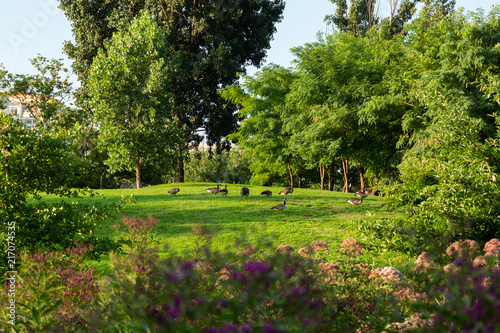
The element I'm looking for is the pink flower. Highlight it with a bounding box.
[275,244,294,254]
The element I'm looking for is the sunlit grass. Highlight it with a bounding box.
[43,182,409,273]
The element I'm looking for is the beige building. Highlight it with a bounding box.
[1,94,37,127]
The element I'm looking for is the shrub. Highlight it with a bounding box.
[0,114,123,276]
[93,221,403,332]
[385,109,500,253]
[0,244,100,332]
[411,239,500,332]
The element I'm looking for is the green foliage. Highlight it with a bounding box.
[358,216,419,256]
[325,0,419,37]
[89,13,181,189]
[222,65,301,187]
[380,8,500,252]
[185,148,252,184]
[0,114,122,275]
[60,0,285,181]
[387,108,500,252]
[0,246,100,332]
[4,56,78,130]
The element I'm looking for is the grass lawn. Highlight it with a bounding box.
[45,182,411,274]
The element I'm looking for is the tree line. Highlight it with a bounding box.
[1,0,500,256]
[221,2,500,245]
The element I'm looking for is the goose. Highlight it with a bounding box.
[347,197,363,206]
[272,199,287,212]
[168,188,180,196]
[355,189,369,198]
[261,190,272,197]
[220,185,228,196]
[240,187,250,196]
[279,187,293,195]
[206,184,221,195]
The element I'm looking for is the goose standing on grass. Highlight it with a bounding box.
[206,184,221,195]
[355,189,369,198]
[220,185,228,196]
[168,188,180,196]
[347,197,363,206]
[272,199,287,212]
[261,190,272,197]
[279,187,293,195]
[240,187,250,196]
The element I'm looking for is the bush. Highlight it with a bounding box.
[0,114,122,276]
[0,244,101,332]
[385,108,500,253]
[88,219,402,332]
[7,214,500,332]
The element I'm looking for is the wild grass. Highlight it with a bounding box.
[42,183,409,273]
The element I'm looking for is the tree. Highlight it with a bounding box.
[287,32,405,192]
[221,65,301,187]
[59,0,285,182]
[325,0,420,36]
[384,7,500,250]
[88,13,181,189]
[5,56,76,130]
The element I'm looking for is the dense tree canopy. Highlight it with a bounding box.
[222,5,500,245]
[59,0,285,181]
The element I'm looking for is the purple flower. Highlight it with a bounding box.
[244,262,271,275]
[219,299,230,308]
[284,268,295,278]
[169,307,180,318]
[179,261,194,278]
[165,272,181,282]
[291,286,307,297]
[240,323,252,332]
[220,323,238,333]
[309,299,322,309]
[263,323,285,333]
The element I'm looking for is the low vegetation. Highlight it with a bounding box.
[2,185,500,332]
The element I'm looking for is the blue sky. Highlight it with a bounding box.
[0,0,498,83]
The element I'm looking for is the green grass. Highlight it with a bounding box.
[44,182,411,273]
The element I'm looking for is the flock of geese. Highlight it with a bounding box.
[167,185,370,212]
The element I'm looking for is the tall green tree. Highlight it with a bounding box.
[287,31,405,192]
[59,0,285,182]
[221,65,300,187]
[88,13,180,189]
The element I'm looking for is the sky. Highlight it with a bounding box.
[0,0,498,84]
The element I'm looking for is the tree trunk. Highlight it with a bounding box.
[341,157,349,193]
[360,167,366,190]
[328,163,334,191]
[287,163,294,188]
[298,171,302,188]
[319,166,325,190]
[174,164,184,183]
[100,166,108,190]
[135,157,141,189]
[174,146,184,183]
